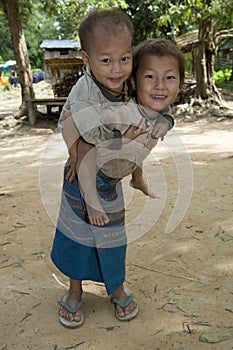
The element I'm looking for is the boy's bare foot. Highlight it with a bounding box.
[129,179,158,198]
[86,203,110,226]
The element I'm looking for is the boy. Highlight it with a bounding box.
[61,13,173,227]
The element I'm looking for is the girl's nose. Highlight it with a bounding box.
[154,77,164,89]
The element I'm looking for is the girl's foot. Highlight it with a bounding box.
[112,286,139,321]
[59,282,84,327]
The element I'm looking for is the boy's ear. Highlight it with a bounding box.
[82,51,90,69]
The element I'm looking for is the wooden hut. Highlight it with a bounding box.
[27,40,84,125]
[40,39,84,81]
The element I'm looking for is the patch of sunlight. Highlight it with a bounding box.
[151,128,233,156]
[215,260,233,274]
[152,240,195,262]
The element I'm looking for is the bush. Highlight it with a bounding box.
[214,69,232,83]
[214,69,233,91]
[32,68,43,74]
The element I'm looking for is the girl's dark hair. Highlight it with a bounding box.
[133,39,185,88]
[79,8,134,53]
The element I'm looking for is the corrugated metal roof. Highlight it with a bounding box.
[40,39,81,50]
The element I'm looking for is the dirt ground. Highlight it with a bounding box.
[0,81,233,350]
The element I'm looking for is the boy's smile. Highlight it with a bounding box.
[82,28,133,95]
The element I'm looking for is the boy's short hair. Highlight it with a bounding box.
[133,39,186,88]
[79,8,134,53]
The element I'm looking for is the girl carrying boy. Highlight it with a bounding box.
[51,8,185,328]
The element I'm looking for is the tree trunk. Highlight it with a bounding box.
[2,0,35,118]
[195,17,221,101]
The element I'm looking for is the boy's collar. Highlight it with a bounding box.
[86,70,129,102]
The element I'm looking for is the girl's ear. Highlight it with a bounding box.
[130,76,137,98]
[130,76,136,90]
[82,51,90,70]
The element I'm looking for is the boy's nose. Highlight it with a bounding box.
[111,62,122,74]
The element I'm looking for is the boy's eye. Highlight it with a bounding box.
[122,56,131,62]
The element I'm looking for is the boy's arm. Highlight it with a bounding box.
[62,111,79,152]
[72,102,149,149]
[62,111,79,183]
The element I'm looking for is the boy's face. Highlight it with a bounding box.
[82,27,133,95]
[133,54,180,111]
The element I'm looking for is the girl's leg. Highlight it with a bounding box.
[59,279,83,322]
[112,284,138,318]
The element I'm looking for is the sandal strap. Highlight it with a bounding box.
[112,293,135,309]
[60,300,83,316]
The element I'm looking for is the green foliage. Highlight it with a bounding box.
[1,0,233,72]
[124,0,233,43]
[184,53,193,75]
[214,69,232,83]
[3,83,11,91]
[0,7,14,62]
[215,80,233,92]
[214,68,233,93]
[3,71,11,77]
[24,2,62,69]
[38,0,128,41]
[125,1,160,44]
[31,68,43,74]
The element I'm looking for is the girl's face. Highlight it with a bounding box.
[133,54,180,111]
[82,28,133,95]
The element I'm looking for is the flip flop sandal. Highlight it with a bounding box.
[111,288,139,321]
[59,295,84,328]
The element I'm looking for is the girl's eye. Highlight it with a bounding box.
[102,58,111,64]
[145,74,154,79]
[167,75,176,80]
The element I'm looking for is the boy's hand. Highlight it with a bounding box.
[122,118,150,143]
[65,158,77,183]
[151,121,170,140]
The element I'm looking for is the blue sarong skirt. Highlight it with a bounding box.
[51,167,127,295]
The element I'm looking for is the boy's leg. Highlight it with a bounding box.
[130,165,157,198]
[77,139,110,226]
[59,279,83,322]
